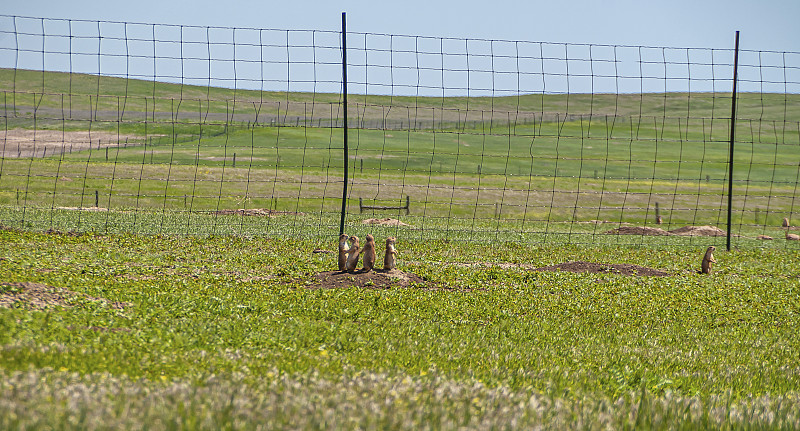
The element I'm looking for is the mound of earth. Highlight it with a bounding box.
[604,224,728,237]
[669,225,726,236]
[362,218,412,227]
[311,270,429,290]
[604,226,672,236]
[533,261,670,277]
[212,209,304,216]
[0,282,130,310]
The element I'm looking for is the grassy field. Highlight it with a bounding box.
[1,227,799,429]
[2,69,800,428]
[2,68,800,238]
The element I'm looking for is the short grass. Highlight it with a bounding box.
[1,228,799,429]
[1,206,798,249]
[3,68,800,237]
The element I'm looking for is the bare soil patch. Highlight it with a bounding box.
[362,218,413,227]
[212,208,305,216]
[309,270,440,290]
[604,225,728,237]
[604,226,672,236]
[1,129,148,158]
[533,261,670,277]
[54,206,108,212]
[0,281,130,310]
[669,225,727,236]
[413,260,669,276]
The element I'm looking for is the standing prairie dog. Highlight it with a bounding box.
[383,237,398,271]
[361,234,377,272]
[337,233,350,271]
[701,246,716,274]
[345,235,361,272]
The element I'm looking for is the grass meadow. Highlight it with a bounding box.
[1,228,800,429]
[2,67,800,237]
[1,68,800,429]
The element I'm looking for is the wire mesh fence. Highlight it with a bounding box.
[1,14,798,247]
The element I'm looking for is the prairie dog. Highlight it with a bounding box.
[337,234,350,271]
[361,234,377,272]
[383,237,398,271]
[701,246,716,274]
[345,235,361,272]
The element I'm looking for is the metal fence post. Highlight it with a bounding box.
[726,31,740,251]
[339,12,349,236]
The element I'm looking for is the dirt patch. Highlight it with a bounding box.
[604,225,728,237]
[309,270,435,290]
[604,226,672,236]
[362,218,412,227]
[212,208,305,216]
[1,129,148,158]
[533,261,670,277]
[0,282,130,310]
[54,206,108,212]
[669,225,727,237]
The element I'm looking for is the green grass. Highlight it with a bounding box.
[4,67,800,123]
[1,228,799,429]
[2,68,799,238]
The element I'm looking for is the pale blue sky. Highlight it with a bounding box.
[3,0,797,51]
[2,0,798,96]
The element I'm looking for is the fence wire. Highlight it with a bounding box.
[1,15,798,247]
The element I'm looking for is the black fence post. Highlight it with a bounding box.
[339,12,349,236]
[726,31,740,252]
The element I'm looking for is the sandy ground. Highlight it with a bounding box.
[0,129,146,158]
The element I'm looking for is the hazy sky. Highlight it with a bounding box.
[3,0,798,51]
[2,0,798,96]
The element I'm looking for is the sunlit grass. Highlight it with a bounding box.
[1,229,799,428]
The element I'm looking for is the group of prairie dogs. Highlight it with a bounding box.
[338,234,398,273]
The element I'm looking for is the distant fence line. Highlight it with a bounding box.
[1,14,799,248]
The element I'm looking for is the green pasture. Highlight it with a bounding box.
[1,228,799,429]
[2,69,800,429]
[2,68,799,237]
[4,67,800,123]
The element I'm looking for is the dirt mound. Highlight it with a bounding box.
[669,225,726,236]
[0,282,130,310]
[362,218,412,227]
[604,225,728,237]
[212,209,304,216]
[310,270,430,290]
[533,261,670,277]
[604,226,672,236]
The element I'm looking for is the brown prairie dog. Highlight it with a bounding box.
[361,234,377,272]
[337,233,350,271]
[701,246,716,274]
[383,237,398,271]
[345,235,361,272]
